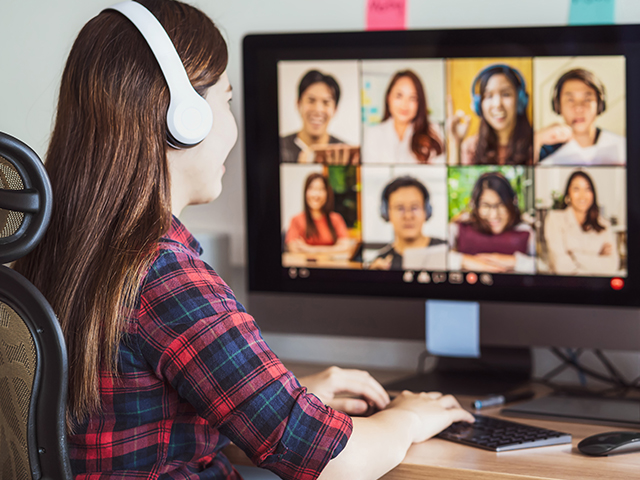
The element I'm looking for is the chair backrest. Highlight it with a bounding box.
[0,132,72,480]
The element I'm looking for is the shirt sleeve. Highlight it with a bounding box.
[136,245,353,480]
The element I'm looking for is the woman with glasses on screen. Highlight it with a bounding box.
[544,170,619,275]
[362,70,445,164]
[285,172,353,255]
[13,1,473,478]
[448,172,535,273]
[448,64,533,165]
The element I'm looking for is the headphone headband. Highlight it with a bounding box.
[470,64,529,117]
[105,1,213,148]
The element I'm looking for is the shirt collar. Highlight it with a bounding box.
[164,215,203,256]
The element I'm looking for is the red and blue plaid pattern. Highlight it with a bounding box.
[69,217,352,479]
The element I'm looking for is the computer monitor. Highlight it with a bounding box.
[242,25,640,369]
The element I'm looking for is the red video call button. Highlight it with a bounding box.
[611,278,624,290]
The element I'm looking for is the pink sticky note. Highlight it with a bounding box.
[366,0,407,31]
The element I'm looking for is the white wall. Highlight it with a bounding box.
[3,0,640,380]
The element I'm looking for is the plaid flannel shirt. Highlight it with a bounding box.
[69,216,352,479]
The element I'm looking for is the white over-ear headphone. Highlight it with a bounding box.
[105,1,213,148]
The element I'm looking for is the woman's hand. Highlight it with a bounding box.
[475,253,517,270]
[386,391,475,443]
[446,96,471,145]
[461,253,509,273]
[599,242,613,256]
[298,366,391,415]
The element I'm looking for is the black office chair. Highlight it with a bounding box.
[0,132,72,479]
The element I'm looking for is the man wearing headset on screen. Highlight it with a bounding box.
[534,68,626,165]
[369,176,447,270]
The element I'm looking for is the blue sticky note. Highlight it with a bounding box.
[569,0,615,25]
[426,300,480,358]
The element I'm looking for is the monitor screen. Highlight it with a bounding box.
[244,25,640,307]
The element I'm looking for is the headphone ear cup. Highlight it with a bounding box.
[518,90,529,116]
[471,94,482,117]
[599,98,606,115]
[425,199,433,220]
[380,198,389,222]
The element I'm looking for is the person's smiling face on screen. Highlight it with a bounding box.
[298,82,337,141]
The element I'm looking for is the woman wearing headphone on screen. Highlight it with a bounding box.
[448,172,536,273]
[13,1,472,478]
[362,70,445,164]
[285,172,353,255]
[448,64,533,165]
[534,68,626,165]
[544,171,619,275]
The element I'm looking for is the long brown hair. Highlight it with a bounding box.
[383,70,443,164]
[303,173,337,243]
[561,171,604,233]
[13,0,228,428]
[473,66,532,165]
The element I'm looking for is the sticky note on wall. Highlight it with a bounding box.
[366,0,407,31]
[569,0,615,25]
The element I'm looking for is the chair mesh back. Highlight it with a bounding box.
[0,301,36,480]
[0,155,26,239]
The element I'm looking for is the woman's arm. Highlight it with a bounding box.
[318,392,474,480]
[544,211,578,274]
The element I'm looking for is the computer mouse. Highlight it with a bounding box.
[577,431,640,456]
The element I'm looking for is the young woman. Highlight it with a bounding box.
[14,1,473,478]
[544,171,619,275]
[449,172,536,273]
[535,68,626,165]
[448,64,533,165]
[280,70,354,165]
[285,172,352,254]
[362,70,445,164]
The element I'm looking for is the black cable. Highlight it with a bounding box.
[550,347,630,388]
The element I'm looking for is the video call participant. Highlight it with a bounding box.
[285,172,352,254]
[535,68,626,165]
[370,176,446,270]
[362,70,445,164]
[14,1,473,478]
[449,172,535,273]
[448,64,533,165]
[544,171,619,275]
[280,69,356,164]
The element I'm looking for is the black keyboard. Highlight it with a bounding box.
[437,414,572,452]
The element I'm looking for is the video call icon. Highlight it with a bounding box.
[288,268,298,279]
[480,273,494,286]
[417,271,431,284]
[466,272,478,285]
[449,272,464,284]
[299,268,310,278]
[432,272,447,284]
[403,270,415,283]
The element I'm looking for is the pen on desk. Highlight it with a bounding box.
[472,390,535,410]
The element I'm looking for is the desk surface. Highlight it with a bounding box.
[223,363,640,480]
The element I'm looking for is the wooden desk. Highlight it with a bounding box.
[224,363,640,480]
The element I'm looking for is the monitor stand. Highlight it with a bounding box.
[383,346,532,396]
